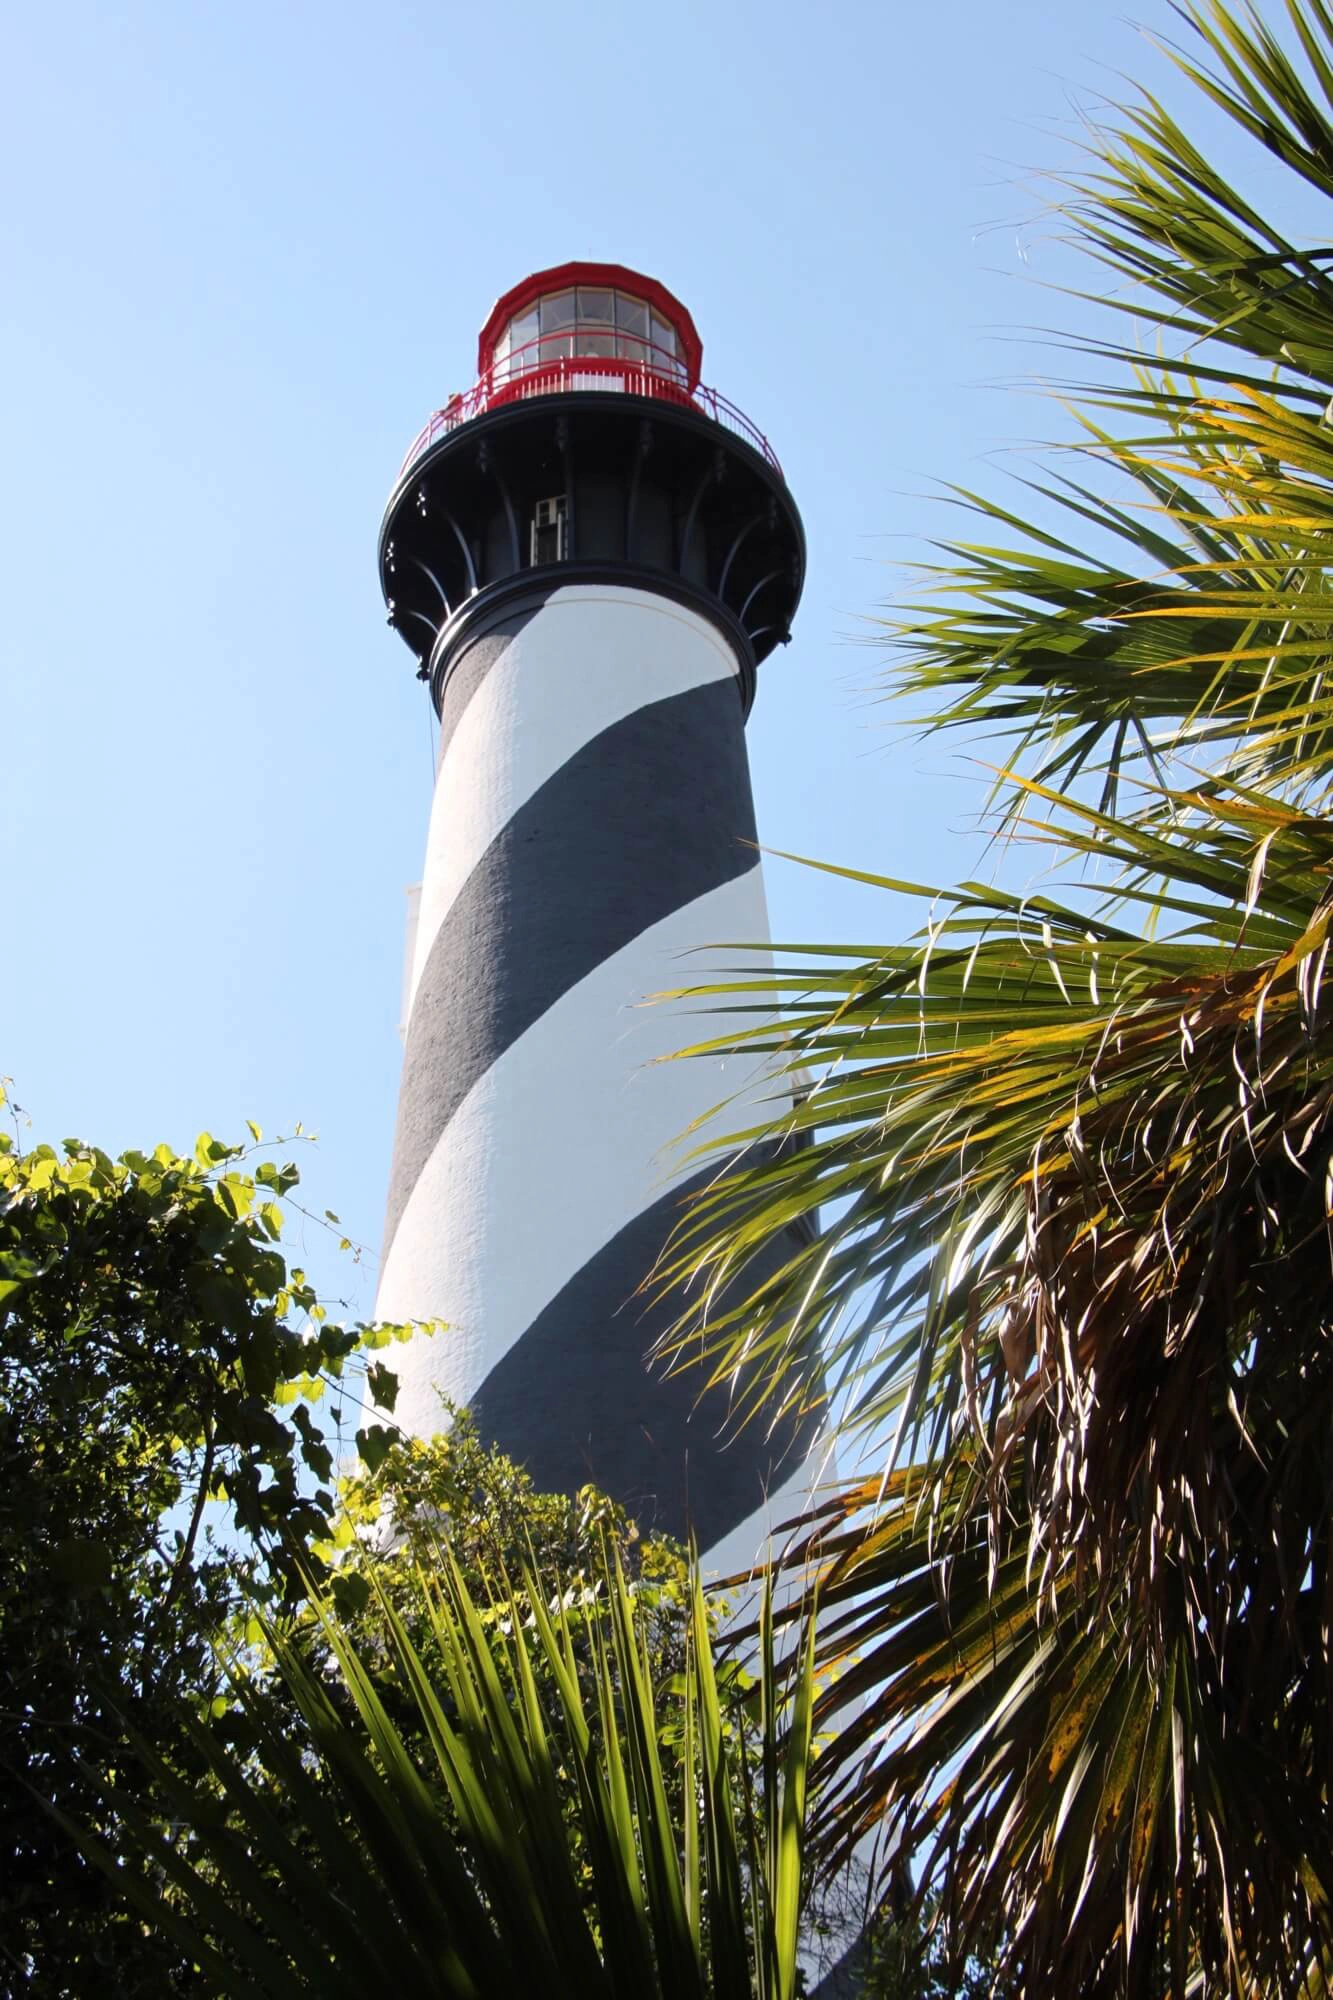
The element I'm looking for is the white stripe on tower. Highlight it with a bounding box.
[375,581,820,1549]
[376,872,773,1429]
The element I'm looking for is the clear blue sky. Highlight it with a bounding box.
[0,0,1247,1321]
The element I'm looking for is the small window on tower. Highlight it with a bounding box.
[530,494,568,566]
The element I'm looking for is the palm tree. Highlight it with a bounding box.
[656,4,1333,1991]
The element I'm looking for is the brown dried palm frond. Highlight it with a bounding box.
[779,1461,1331,1998]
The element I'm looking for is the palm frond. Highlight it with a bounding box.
[770,1463,1332,1998]
[68,1548,817,1999]
[889,382,1333,810]
[659,784,1333,1466]
[659,783,1333,1987]
[660,5,1333,1990]
[884,0,1333,812]
[1076,1,1333,365]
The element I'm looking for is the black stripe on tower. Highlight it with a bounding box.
[382,673,760,1258]
[432,604,544,767]
[469,1167,821,1550]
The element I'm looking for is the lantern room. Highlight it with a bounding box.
[477,261,702,395]
[381,261,805,699]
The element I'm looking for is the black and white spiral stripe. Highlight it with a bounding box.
[374,581,821,1556]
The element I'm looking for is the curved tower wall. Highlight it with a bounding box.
[373,264,826,1563]
[375,577,816,1552]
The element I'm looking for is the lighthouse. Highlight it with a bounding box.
[373,263,820,1564]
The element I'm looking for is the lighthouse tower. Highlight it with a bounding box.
[374,264,818,1561]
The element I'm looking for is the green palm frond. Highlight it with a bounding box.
[891,378,1333,810]
[884,0,1333,812]
[659,782,1333,1463]
[66,1548,817,1999]
[1070,0,1333,372]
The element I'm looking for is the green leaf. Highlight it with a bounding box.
[367,1361,399,1413]
[355,1423,393,1473]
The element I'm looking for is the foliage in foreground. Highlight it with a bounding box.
[0,1112,832,1995]
[0,1116,411,1996]
[289,1416,746,1948]
[657,3,1333,1992]
[75,1545,817,2000]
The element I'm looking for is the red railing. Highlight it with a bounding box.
[399,333,782,479]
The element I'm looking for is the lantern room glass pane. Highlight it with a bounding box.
[508,308,539,367]
[577,287,614,328]
[495,287,693,391]
[650,312,677,366]
[616,295,649,339]
[540,291,576,331]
